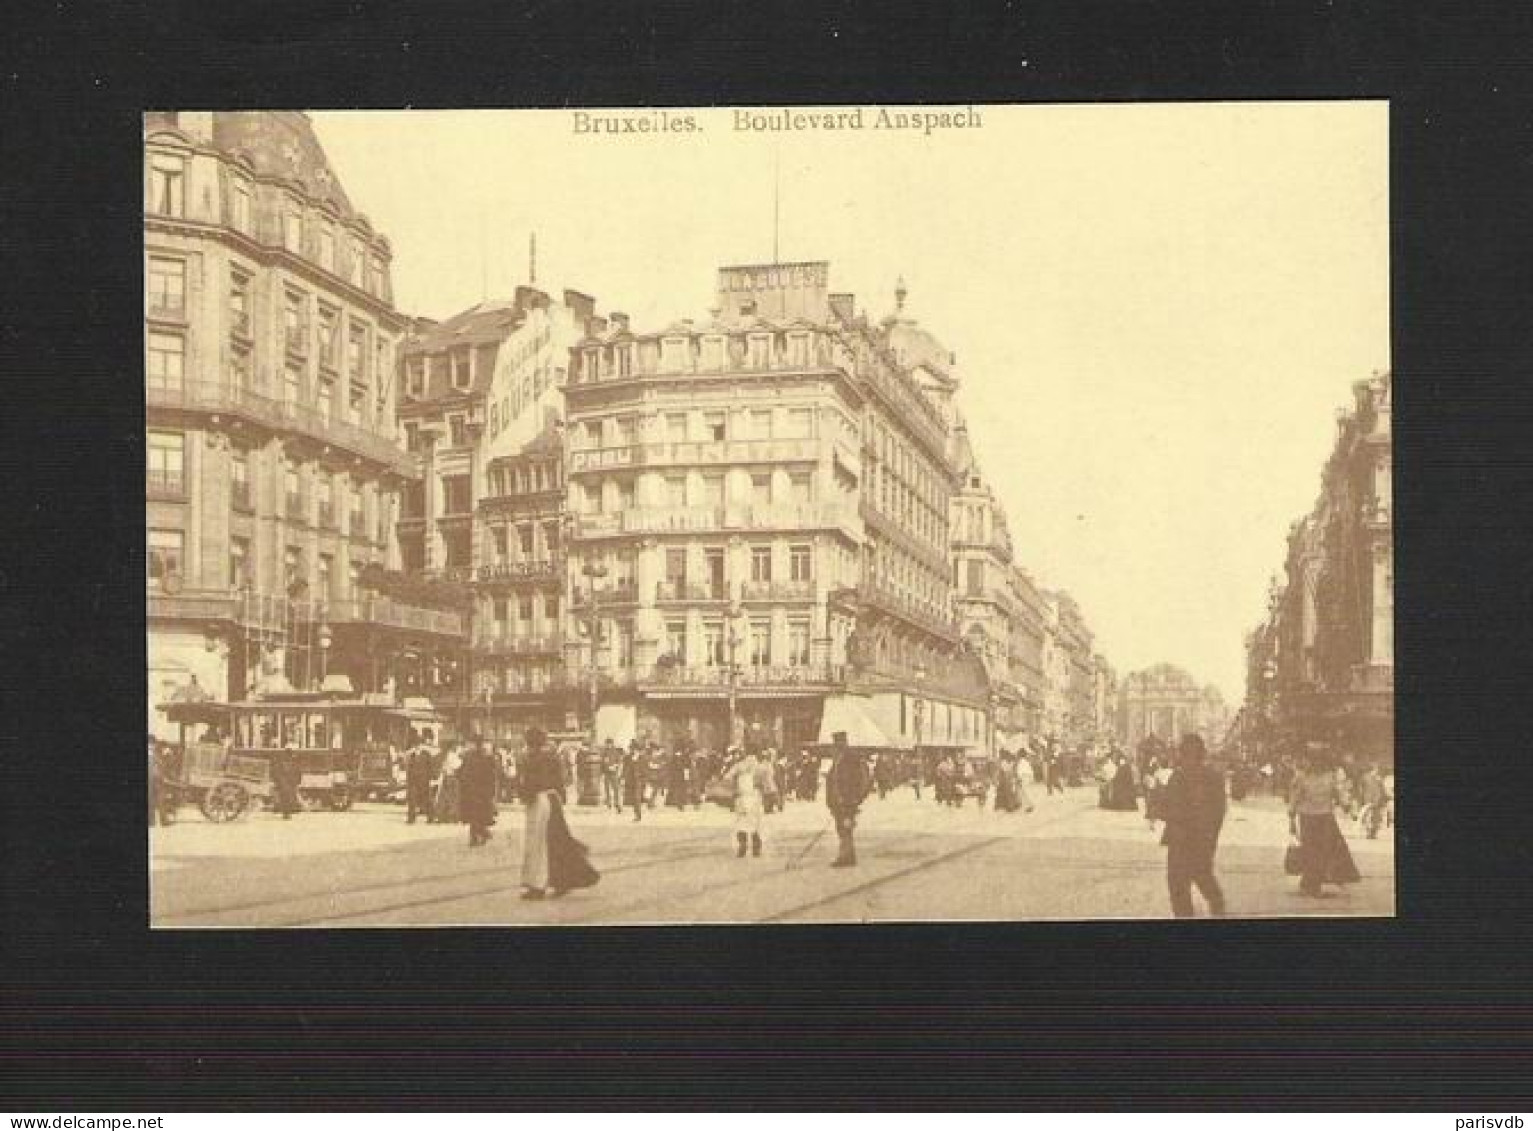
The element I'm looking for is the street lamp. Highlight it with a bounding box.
[582,559,608,736]
[913,663,928,761]
[726,601,747,749]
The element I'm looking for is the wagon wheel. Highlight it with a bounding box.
[328,785,353,812]
[200,782,249,823]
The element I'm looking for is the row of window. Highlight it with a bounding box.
[485,458,561,499]
[573,406,816,450]
[571,543,815,595]
[572,469,815,514]
[897,693,985,743]
[148,527,372,599]
[488,592,561,625]
[868,541,950,617]
[147,430,387,536]
[488,521,562,562]
[571,329,828,383]
[658,618,816,668]
[146,259,388,416]
[146,147,389,300]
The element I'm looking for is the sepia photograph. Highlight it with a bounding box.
[143,103,1393,927]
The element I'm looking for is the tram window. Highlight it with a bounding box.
[255,713,279,748]
[282,713,303,748]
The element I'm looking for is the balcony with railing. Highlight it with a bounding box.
[571,501,858,540]
[478,559,564,584]
[146,469,185,501]
[656,579,727,603]
[473,633,564,656]
[639,663,844,691]
[568,437,821,473]
[572,578,639,606]
[145,379,420,477]
[740,578,814,602]
[857,577,961,643]
[324,595,467,637]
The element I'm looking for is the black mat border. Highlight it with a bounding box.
[4,0,1532,1109]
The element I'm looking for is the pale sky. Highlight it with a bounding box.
[311,103,1389,702]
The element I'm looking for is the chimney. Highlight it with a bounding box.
[563,289,596,321]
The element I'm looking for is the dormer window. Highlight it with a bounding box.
[786,332,810,367]
[660,336,689,373]
[747,334,771,369]
[405,357,424,399]
[451,349,471,390]
[700,336,724,370]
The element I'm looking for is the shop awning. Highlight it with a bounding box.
[817,695,900,750]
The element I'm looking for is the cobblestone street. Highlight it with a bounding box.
[151,787,1394,926]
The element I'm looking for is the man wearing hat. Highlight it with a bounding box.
[1159,733,1228,917]
[825,731,871,868]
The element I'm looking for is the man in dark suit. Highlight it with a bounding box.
[404,733,435,825]
[459,737,499,847]
[825,731,871,868]
[1160,733,1228,917]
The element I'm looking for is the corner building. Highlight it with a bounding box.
[562,262,989,754]
[144,112,461,734]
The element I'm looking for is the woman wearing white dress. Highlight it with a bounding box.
[728,747,770,859]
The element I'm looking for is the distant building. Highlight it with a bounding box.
[949,434,1025,742]
[1006,566,1050,736]
[144,111,462,735]
[1118,663,1229,750]
[1091,654,1118,742]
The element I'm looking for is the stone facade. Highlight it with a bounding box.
[1118,663,1229,750]
[144,111,462,736]
[1241,371,1393,760]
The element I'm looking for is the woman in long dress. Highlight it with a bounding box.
[993,754,1021,812]
[1105,756,1139,811]
[728,747,769,858]
[1287,750,1361,898]
[519,728,600,900]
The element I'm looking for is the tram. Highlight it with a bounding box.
[159,692,448,818]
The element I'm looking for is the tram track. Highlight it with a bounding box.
[157,829,727,927]
[161,796,1106,927]
[557,800,1097,926]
